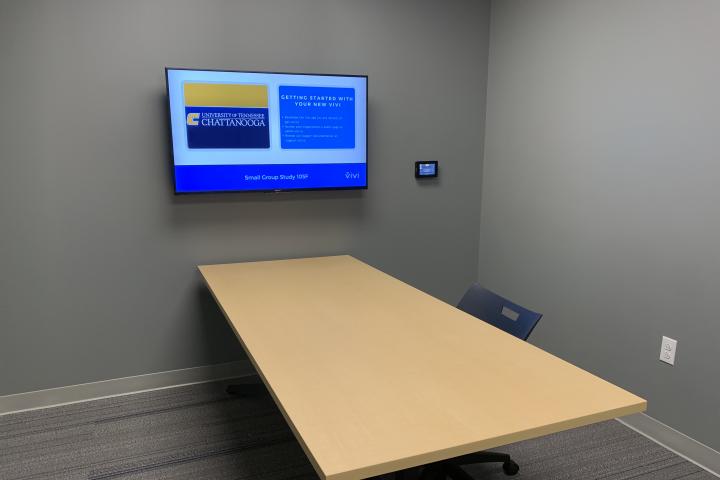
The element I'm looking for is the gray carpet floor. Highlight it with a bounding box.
[0,379,714,480]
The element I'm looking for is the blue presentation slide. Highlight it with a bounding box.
[166,69,367,192]
[279,86,355,149]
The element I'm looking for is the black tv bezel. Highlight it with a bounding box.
[165,67,369,195]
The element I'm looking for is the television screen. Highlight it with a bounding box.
[166,68,368,193]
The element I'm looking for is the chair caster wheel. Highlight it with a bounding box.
[502,460,519,476]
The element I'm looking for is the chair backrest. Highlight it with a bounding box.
[457,283,542,341]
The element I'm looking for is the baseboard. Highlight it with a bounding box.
[0,360,255,416]
[618,414,720,478]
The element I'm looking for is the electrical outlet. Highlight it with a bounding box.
[659,336,677,366]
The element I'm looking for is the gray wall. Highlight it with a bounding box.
[0,0,490,396]
[480,0,720,449]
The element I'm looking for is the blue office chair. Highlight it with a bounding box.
[457,284,542,341]
[416,284,542,480]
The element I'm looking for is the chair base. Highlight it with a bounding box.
[409,451,519,480]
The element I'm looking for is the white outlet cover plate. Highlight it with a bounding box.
[660,336,677,365]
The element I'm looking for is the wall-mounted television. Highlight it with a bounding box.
[165,68,368,193]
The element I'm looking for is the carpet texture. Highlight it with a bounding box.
[0,379,714,480]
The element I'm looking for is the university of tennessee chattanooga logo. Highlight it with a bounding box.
[184,83,270,149]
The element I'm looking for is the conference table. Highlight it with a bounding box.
[199,255,646,480]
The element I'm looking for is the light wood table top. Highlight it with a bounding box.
[199,255,646,480]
